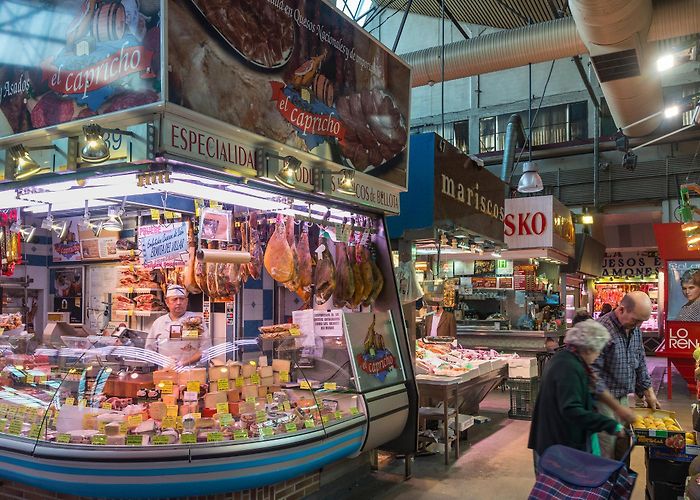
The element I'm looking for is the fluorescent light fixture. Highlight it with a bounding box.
[23,200,115,213]
[149,180,287,211]
[0,192,42,210]
[581,214,594,225]
[682,222,700,232]
[517,161,543,193]
[17,183,146,205]
[657,53,676,72]
[664,105,680,118]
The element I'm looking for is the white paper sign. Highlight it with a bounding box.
[314,310,344,338]
[137,222,188,268]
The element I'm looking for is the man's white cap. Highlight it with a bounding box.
[166,284,188,298]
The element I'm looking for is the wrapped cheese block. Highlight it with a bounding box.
[226,389,241,403]
[257,387,268,398]
[180,402,198,416]
[134,419,157,434]
[104,422,121,436]
[177,368,207,385]
[106,434,126,446]
[268,385,282,394]
[96,412,126,424]
[160,429,179,444]
[241,364,256,378]
[260,376,274,387]
[149,402,168,421]
[226,362,241,379]
[241,385,258,400]
[68,429,99,444]
[228,402,240,415]
[204,391,227,408]
[208,366,231,382]
[259,366,273,378]
[272,359,291,373]
[196,418,216,430]
[153,369,179,385]
[273,373,281,385]
[238,402,255,414]
[161,394,177,406]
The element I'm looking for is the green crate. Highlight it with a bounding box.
[508,377,539,420]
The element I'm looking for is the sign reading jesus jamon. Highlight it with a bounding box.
[0,0,161,138]
[168,0,411,189]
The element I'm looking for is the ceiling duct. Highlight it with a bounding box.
[400,0,700,137]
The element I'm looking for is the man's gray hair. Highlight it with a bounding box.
[564,319,611,352]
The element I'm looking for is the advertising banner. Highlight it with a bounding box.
[168,0,410,189]
[504,195,575,256]
[602,251,661,278]
[0,0,161,138]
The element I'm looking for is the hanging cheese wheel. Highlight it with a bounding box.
[313,74,334,107]
[92,2,126,42]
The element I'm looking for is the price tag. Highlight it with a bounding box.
[176,417,183,431]
[98,422,107,434]
[334,411,343,420]
[159,380,174,394]
[207,431,223,442]
[219,413,233,426]
[216,402,229,415]
[28,424,42,439]
[251,373,261,385]
[256,411,267,423]
[101,402,112,410]
[91,434,107,446]
[119,422,128,434]
[164,210,175,220]
[64,397,75,406]
[285,423,297,433]
[8,419,22,435]
[193,412,201,420]
[186,381,200,393]
[304,419,315,429]
[38,375,47,385]
[233,429,249,440]
[26,407,38,419]
[180,433,196,445]
[282,401,291,412]
[126,435,143,446]
[57,433,71,444]
[349,407,360,416]
[260,427,274,438]
[323,382,337,391]
[322,415,330,424]
[235,376,245,388]
[289,327,301,337]
[79,399,87,409]
[128,414,143,427]
[0,418,7,431]
[266,393,273,404]
[279,371,290,383]
[0,403,8,414]
[162,416,176,429]
[166,405,178,418]
[150,209,160,220]
[245,396,256,404]
[152,435,170,445]
[217,378,230,391]
[299,380,311,390]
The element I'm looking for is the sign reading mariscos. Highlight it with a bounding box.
[0,1,161,138]
[504,195,575,256]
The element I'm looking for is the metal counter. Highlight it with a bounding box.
[456,327,563,353]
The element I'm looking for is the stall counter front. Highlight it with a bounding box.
[456,328,562,354]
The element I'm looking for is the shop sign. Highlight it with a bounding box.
[504,196,575,256]
[0,1,161,139]
[602,251,661,278]
[168,0,410,191]
[137,222,188,269]
[434,140,505,242]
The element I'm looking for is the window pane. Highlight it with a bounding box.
[479,117,496,153]
[569,101,588,141]
[453,120,469,153]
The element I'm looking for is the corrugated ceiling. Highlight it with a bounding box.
[372,0,569,30]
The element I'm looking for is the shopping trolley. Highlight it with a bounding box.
[529,434,637,499]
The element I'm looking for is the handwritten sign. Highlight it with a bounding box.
[137,222,188,268]
[57,433,71,443]
[217,378,229,391]
[181,433,196,444]
[126,435,143,446]
[260,427,274,438]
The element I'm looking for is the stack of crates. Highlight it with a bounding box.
[507,377,539,420]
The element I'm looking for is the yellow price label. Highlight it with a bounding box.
[349,407,360,416]
[8,419,22,435]
[152,435,170,445]
[181,433,196,444]
[251,373,261,385]
[101,402,112,410]
[164,210,175,220]
[266,393,273,404]
[128,414,143,427]
[79,399,87,409]
[159,380,174,394]
[186,381,200,393]
[149,209,160,220]
[279,371,289,383]
[217,378,230,391]
[166,405,178,418]
[192,412,201,420]
[323,382,337,391]
[28,424,42,439]
[233,429,249,440]
[256,410,267,423]
[0,418,7,431]
[335,411,343,420]
[91,434,107,446]
[219,413,233,426]
[38,375,47,384]
[282,401,291,412]
[322,415,330,424]
[216,402,229,415]
[64,397,75,406]
[119,422,128,434]
[304,419,315,429]
[176,416,183,431]
[260,427,274,438]
[245,396,256,404]
[206,431,223,442]
[289,327,301,337]
[235,376,244,388]
[285,423,297,433]
[299,381,311,390]
[126,435,143,446]
[162,416,176,429]
[98,422,106,434]
[57,433,71,444]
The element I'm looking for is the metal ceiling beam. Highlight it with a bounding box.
[392,0,414,51]
[438,0,470,40]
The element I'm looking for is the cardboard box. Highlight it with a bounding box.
[507,358,537,378]
[632,409,685,448]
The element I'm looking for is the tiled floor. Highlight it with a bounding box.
[351,357,694,500]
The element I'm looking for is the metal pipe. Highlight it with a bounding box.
[440,0,445,137]
[500,114,526,182]
[593,108,600,209]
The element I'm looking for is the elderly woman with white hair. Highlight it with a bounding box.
[528,319,627,471]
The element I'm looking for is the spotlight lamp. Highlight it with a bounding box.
[80,124,134,164]
[9,221,36,242]
[336,168,356,196]
[274,155,301,189]
[622,151,638,171]
[7,143,60,180]
[101,198,127,233]
[41,205,69,241]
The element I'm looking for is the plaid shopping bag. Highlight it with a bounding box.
[529,445,637,500]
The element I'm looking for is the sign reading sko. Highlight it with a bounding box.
[0,0,161,138]
[504,195,575,256]
[168,0,410,190]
